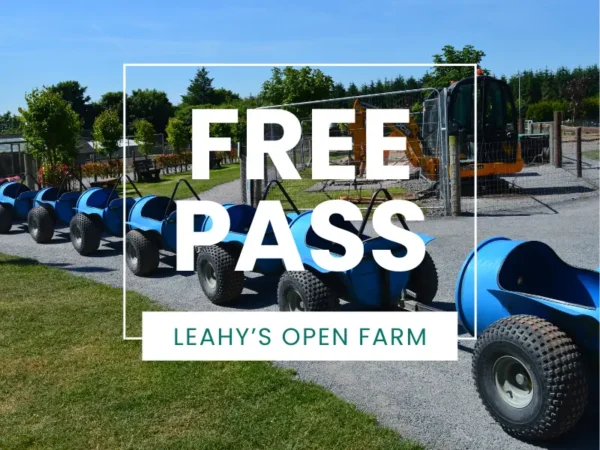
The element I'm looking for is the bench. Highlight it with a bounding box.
[89,177,119,189]
[133,159,161,182]
[210,153,222,170]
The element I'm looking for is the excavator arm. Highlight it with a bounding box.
[348,99,439,180]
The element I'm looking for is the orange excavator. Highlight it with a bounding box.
[347,75,524,180]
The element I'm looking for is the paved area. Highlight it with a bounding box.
[0,179,598,450]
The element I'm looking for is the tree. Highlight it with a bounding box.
[48,81,94,128]
[422,45,488,88]
[211,88,240,105]
[128,89,174,135]
[346,82,360,97]
[331,82,347,98]
[19,88,82,166]
[166,117,189,153]
[526,100,568,122]
[563,76,590,121]
[259,67,333,119]
[0,111,20,134]
[93,109,122,160]
[180,68,240,106]
[133,119,155,159]
[94,91,124,115]
[181,68,215,105]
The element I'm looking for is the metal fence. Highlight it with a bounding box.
[460,124,599,216]
[258,88,451,216]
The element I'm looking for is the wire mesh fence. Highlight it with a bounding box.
[459,126,599,215]
[260,88,451,216]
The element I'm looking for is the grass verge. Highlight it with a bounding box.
[583,150,600,160]
[0,253,421,450]
[127,163,240,199]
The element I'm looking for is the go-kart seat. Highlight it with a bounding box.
[498,241,596,308]
[227,204,256,234]
[140,196,176,222]
[304,213,364,256]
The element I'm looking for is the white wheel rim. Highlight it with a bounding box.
[285,288,304,311]
[493,355,534,408]
[201,261,216,288]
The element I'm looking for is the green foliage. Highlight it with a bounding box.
[18,88,82,166]
[259,67,333,118]
[128,89,174,135]
[175,97,257,144]
[133,119,156,157]
[181,68,214,105]
[47,80,94,128]
[582,97,600,121]
[508,65,599,119]
[92,109,122,159]
[180,67,239,106]
[422,45,489,88]
[94,91,124,115]
[166,117,189,153]
[0,111,20,134]
[525,100,568,121]
[563,76,590,120]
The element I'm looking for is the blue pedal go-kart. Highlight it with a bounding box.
[448,237,598,441]
[125,179,202,276]
[0,174,41,233]
[69,175,142,255]
[195,181,438,308]
[26,170,88,243]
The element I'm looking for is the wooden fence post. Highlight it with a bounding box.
[518,118,525,135]
[576,126,582,177]
[554,111,562,168]
[449,135,461,216]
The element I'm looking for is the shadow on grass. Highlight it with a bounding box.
[42,261,115,273]
[0,256,39,266]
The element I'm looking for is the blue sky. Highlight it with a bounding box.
[2,0,598,114]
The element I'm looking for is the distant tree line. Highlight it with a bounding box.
[2,46,598,174]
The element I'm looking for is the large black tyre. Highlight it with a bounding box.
[0,203,13,233]
[278,270,339,311]
[28,205,55,243]
[70,213,101,255]
[196,245,244,305]
[405,251,438,305]
[473,315,588,441]
[126,230,159,276]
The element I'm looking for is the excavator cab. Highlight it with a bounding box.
[447,76,522,177]
[347,75,523,182]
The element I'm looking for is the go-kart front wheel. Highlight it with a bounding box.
[28,205,55,243]
[472,315,588,441]
[0,203,13,233]
[126,230,159,276]
[196,245,244,305]
[70,213,101,255]
[405,251,438,305]
[278,270,339,311]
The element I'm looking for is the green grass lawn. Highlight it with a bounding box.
[0,253,421,450]
[127,163,240,199]
[583,150,600,160]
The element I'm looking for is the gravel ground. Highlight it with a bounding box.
[0,179,598,450]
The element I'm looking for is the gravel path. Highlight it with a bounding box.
[1,178,598,450]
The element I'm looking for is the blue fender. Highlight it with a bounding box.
[0,181,29,206]
[126,195,169,235]
[103,197,138,237]
[456,237,599,352]
[14,190,38,219]
[0,181,37,219]
[33,187,81,224]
